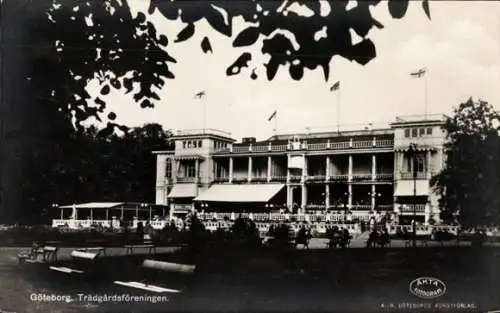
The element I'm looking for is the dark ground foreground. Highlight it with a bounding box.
[0,246,499,313]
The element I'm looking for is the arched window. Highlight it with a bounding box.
[165,158,172,178]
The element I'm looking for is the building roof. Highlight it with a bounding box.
[59,202,167,209]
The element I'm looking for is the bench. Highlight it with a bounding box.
[25,246,58,263]
[114,259,196,294]
[76,247,106,257]
[49,250,98,275]
[124,244,156,255]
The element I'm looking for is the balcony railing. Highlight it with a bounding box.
[214,177,229,183]
[176,177,198,183]
[376,204,394,211]
[351,205,372,210]
[251,176,268,182]
[289,175,302,182]
[351,173,372,182]
[306,175,326,182]
[269,175,287,182]
[375,173,394,181]
[399,204,426,213]
[214,139,394,155]
[398,172,429,180]
[328,174,348,181]
[231,176,248,183]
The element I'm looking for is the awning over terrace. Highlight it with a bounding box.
[194,184,285,203]
[168,184,198,198]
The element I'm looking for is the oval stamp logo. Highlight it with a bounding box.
[409,277,446,299]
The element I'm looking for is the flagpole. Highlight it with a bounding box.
[337,89,341,133]
[424,69,428,119]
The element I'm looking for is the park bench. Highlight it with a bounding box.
[76,247,106,257]
[114,259,195,294]
[21,245,59,263]
[49,250,98,274]
[124,244,157,255]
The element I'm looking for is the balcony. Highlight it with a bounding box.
[308,143,327,150]
[376,204,394,211]
[351,205,372,210]
[271,145,287,152]
[328,174,348,182]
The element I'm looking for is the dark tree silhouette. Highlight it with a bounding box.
[1,0,430,223]
[431,98,500,227]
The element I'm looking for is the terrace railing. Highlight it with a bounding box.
[214,139,394,155]
[351,173,372,181]
[399,204,426,212]
[213,177,230,183]
[328,174,348,181]
[306,175,326,182]
[269,175,287,182]
[375,173,394,181]
[289,175,302,182]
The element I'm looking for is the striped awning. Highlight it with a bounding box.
[394,180,430,196]
[194,184,285,203]
[174,154,204,160]
[168,184,198,198]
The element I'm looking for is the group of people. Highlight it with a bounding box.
[366,227,391,248]
[326,226,352,249]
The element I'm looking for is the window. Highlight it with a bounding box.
[419,128,425,136]
[183,141,186,148]
[198,140,202,147]
[404,129,410,138]
[426,127,433,135]
[165,159,172,178]
[185,162,196,177]
[412,128,418,137]
[416,157,425,172]
[187,141,192,148]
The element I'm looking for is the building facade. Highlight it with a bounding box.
[154,115,447,224]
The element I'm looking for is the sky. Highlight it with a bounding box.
[87,0,500,141]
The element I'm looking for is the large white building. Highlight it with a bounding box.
[154,114,447,225]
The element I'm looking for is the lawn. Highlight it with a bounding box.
[0,245,499,313]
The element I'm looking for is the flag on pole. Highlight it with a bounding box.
[268,110,277,122]
[410,68,426,78]
[330,81,340,92]
[194,91,206,99]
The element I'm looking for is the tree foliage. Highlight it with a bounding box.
[431,98,500,227]
[150,0,431,81]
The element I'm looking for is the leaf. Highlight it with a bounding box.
[289,64,304,81]
[94,97,106,106]
[226,52,252,76]
[233,27,260,47]
[100,84,110,95]
[136,12,146,24]
[352,38,376,65]
[110,79,121,89]
[158,34,168,46]
[174,23,195,43]
[123,78,133,93]
[205,9,232,37]
[201,37,213,54]
[422,0,431,20]
[140,99,153,108]
[108,112,117,120]
[388,0,409,19]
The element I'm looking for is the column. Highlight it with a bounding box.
[301,184,307,213]
[195,159,200,183]
[286,154,291,183]
[90,209,93,221]
[229,157,234,183]
[348,155,353,182]
[120,205,124,220]
[426,150,431,179]
[267,156,272,182]
[60,208,63,220]
[325,156,330,181]
[286,185,292,210]
[371,184,376,210]
[348,184,352,209]
[301,154,307,182]
[325,184,330,209]
[372,154,376,181]
[248,156,253,182]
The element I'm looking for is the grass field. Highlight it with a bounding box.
[1,243,499,313]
